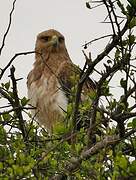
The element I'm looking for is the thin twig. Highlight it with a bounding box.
[0,87,14,104]
[103,0,116,35]
[0,51,35,79]
[0,106,35,116]
[0,0,17,55]
[83,34,113,48]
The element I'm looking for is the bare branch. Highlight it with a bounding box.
[0,106,35,116]
[83,34,113,48]
[0,87,14,104]
[0,51,35,79]
[0,0,17,55]
[103,0,116,35]
[10,65,27,140]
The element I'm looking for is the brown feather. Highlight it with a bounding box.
[27,29,95,134]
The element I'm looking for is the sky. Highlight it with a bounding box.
[0,0,127,100]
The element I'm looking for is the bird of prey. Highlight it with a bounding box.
[27,29,95,134]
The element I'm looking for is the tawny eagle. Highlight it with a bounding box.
[27,29,95,133]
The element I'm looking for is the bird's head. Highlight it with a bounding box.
[35,29,67,54]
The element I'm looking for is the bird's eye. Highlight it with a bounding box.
[41,36,50,42]
[58,36,64,43]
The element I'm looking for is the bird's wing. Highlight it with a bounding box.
[57,61,96,102]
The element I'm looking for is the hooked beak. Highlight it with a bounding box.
[50,35,59,47]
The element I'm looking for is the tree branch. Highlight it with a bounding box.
[0,87,14,104]
[51,128,136,179]
[73,15,132,132]
[0,106,35,116]
[0,51,35,79]
[10,65,27,140]
[0,0,17,55]
[83,34,113,48]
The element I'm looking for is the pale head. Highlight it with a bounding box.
[35,29,67,54]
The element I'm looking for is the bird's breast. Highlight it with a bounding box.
[28,73,68,132]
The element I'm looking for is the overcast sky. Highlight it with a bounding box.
[0,0,127,100]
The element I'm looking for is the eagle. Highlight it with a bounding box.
[27,29,95,134]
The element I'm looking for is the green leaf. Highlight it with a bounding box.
[0,162,3,170]
[118,103,126,112]
[127,122,132,127]
[19,153,26,163]
[50,159,57,168]
[53,121,69,135]
[12,164,23,176]
[0,126,6,143]
[116,155,128,170]
[101,85,110,96]
[130,17,136,29]
[128,35,135,45]
[67,103,73,115]
[4,81,10,90]
[121,40,128,46]
[7,167,13,176]
[115,48,120,61]
[0,146,9,160]
[110,99,117,110]
[21,97,29,106]
[2,113,11,121]
[132,118,136,128]
[88,90,97,100]
[75,143,83,154]
[130,160,136,173]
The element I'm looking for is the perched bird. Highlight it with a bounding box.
[27,29,95,134]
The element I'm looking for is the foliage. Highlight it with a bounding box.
[0,0,136,179]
